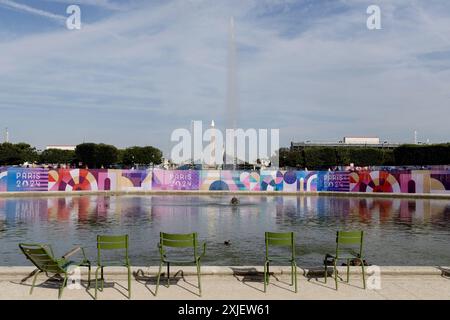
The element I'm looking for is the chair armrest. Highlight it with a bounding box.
[62,247,88,261]
[62,246,81,259]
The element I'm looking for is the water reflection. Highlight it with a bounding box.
[0,195,449,266]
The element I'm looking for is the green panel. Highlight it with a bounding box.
[337,231,362,244]
[25,254,52,262]
[29,256,54,263]
[338,231,363,238]
[98,242,127,250]
[19,243,47,249]
[265,232,293,239]
[22,248,48,255]
[161,233,195,240]
[45,266,64,273]
[267,238,292,246]
[337,237,362,245]
[162,239,194,247]
[97,235,128,243]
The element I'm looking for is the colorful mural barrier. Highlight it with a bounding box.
[0,167,7,192]
[0,168,449,195]
[6,168,48,192]
[152,170,199,190]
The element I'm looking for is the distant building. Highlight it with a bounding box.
[343,136,380,145]
[290,136,399,151]
[46,145,76,151]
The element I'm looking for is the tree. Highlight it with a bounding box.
[142,146,163,165]
[0,143,21,165]
[121,146,163,166]
[95,143,118,168]
[75,143,97,168]
[394,144,450,165]
[75,143,118,168]
[278,148,304,168]
[303,147,337,169]
[15,143,38,163]
[346,148,384,167]
[39,149,75,164]
[0,142,38,165]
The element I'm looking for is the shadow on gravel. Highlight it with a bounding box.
[305,266,333,282]
[133,268,200,297]
[230,267,298,293]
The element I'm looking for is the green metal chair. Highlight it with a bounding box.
[156,232,206,296]
[324,230,366,290]
[19,243,91,299]
[264,232,297,293]
[95,235,131,299]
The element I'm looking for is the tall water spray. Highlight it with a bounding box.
[226,17,239,167]
[226,16,238,132]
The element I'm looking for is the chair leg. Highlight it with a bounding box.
[100,267,104,291]
[294,263,298,293]
[263,261,268,293]
[196,261,202,297]
[155,262,163,296]
[167,262,170,287]
[291,263,294,286]
[360,259,366,289]
[267,262,270,284]
[347,259,350,283]
[334,260,338,290]
[127,266,131,299]
[86,265,91,289]
[30,270,42,295]
[59,274,68,299]
[324,261,328,284]
[94,267,100,300]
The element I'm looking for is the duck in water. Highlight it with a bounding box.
[230,197,240,206]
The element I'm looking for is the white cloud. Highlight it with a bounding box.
[0,0,65,22]
[43,0,132,11]
[0,0,449,152]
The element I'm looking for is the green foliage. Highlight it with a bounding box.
[121,146,163,166]
[342,148,384,167]
[75,143,118,168]
[303,147,337,169]
[394,144,450,165]
[280,146,401,169]
[382,149,395,165]
[75,143,98,168]
[39,149,75,164]
[96,143,119,168]
[278,148,304,168]
[0,142,38,165]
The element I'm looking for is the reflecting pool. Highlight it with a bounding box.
[1,195,449,266]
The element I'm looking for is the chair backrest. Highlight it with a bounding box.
[19,243,65,274]
[265,232,295,259]
[97,235,129,265]
[160,232,198,256]
[335,230,364,258]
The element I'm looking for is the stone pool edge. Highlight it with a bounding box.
[0,266,448,280]
[1,190,450,200]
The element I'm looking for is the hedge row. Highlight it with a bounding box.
[393,144,450,165]
[280,144,450,169]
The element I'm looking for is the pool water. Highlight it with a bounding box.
[1,194,449,266]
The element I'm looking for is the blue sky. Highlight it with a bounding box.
[0,0,449,156]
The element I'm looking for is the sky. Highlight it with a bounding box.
[0,0,449,156]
